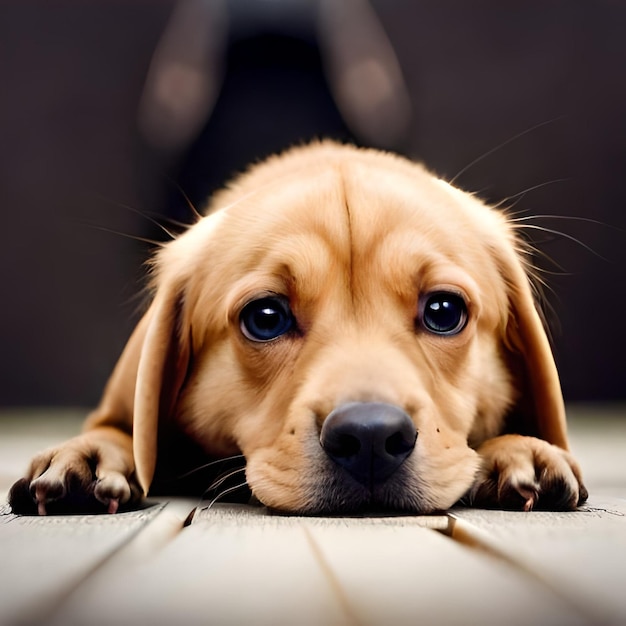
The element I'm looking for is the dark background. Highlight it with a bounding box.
[1,0,625,408]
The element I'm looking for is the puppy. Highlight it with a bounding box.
[9,142,587,516]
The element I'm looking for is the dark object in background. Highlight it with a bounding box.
[137,0,411,218]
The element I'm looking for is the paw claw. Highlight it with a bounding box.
[34,486,52,516]
[513,483,538,512]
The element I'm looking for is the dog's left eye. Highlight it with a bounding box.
[419,292,468,335]
[240,296,295,342]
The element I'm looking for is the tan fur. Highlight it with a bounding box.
[10,142,587,515]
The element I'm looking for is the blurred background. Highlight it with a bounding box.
[1,0,624,408]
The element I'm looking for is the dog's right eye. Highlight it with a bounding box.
[239,296,294,342]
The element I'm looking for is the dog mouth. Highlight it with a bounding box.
[199,462,434,516]
[199,452,434,516]
[294,463,434,516]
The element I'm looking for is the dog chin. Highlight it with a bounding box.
[251,464,455,516]
[305,470,441,515]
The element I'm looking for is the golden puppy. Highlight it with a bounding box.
[10,142,587,515]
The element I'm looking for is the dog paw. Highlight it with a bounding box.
[467,434,588,511]
[8,432,142,515]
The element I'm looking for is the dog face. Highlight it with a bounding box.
[133,143,568,514]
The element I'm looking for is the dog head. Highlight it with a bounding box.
[131,142,568,514]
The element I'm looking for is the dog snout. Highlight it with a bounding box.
[320,402,417,485]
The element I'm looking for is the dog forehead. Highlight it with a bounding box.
[219,156,504,244]
[160,147,511,304]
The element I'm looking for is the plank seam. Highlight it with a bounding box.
[301,523,365,626]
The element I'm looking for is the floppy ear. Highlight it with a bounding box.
[498,244,570,451]
[133,281,190,494]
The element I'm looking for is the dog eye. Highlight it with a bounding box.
[240,296,294,342]
[420,292,468,335]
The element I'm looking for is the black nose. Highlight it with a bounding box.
[320,402,417,485]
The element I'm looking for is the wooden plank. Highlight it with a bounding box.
[47,504,354,626]
[0,503,166,625]
[46,505,588,626]
[303,515,589,626]
[449,497,626,626]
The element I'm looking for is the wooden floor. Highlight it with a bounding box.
[1,406,625,626]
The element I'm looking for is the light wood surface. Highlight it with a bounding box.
[1,406,624,626]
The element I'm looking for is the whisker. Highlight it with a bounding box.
[177,454,245,481]
[205,467,247,495]
[93,194,179,240]
[117,204,194,233]
[204,481,250,510]
[508,214,615,230]
[531,279,561,341]
[506,193,533,213]
[450,117,563,185]
[78,221,166,248]
[515,224,609,261]
[525,255,572,277]
[530,266,573,277]
[155,215,195,231]
[513,238,566,338]
[518,237,569,271]
[166,175,203,222]
[493,178,570,208]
